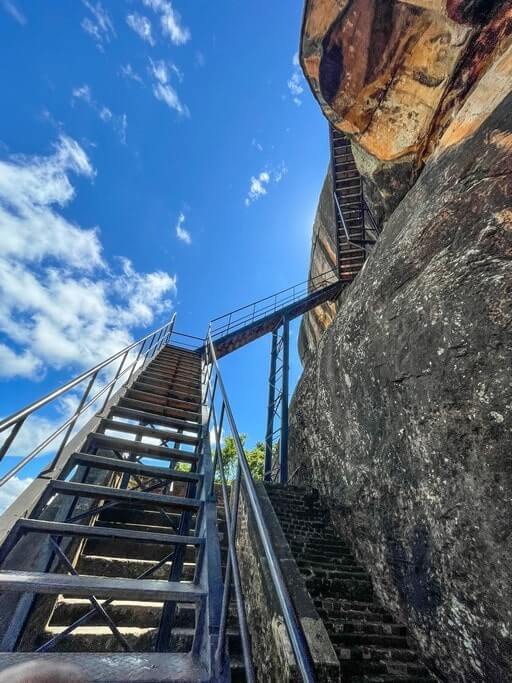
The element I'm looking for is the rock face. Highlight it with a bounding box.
[292,2,512,681]
[299,169,340,363]
[301,0,512,218]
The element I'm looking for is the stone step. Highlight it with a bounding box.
[299,566,368,581]
[337,653,433,680]
[305,577,373,602]
[297,557,359,571]
[351,676,433,682]
[326,619,404,637]
[330,632,410,649]
[314,599,395,623]
[335,645,424,666]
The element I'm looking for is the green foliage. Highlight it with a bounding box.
[219,434,264,481]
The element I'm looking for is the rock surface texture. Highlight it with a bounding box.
[266,484,436,682]
[292,1,512,681]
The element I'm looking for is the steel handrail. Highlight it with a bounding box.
[0,314,176,434]
[209,270,338,338]
[206,332,315,683]
[0,314,176,487]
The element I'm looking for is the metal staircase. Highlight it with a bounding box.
[330,125,380,282]
[0,274,344,682]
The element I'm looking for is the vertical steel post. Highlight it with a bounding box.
[264,330,278,482]
[280,317,290,484]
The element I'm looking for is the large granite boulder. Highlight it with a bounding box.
[301,0,512,217]
[291,4,512,680]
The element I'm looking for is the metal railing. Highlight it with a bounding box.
[0,314,176,488]
[205,332,315,683]
[209,269,338,340]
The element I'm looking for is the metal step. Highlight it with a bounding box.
[0,653,210,682]
[0,570,205,601]
[118,397,201,424]
[12,518,202,547]
[87,432,199,463]
[99,419,199,447]
[68,452,202,484]
[49,480,201,511]
[108,406,201,433]
[126,389,202,416]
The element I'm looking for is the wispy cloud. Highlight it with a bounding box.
[195,51,205,68]
[81,0,115,51]
[71,84,128,144]
[1,0,26,25]
[245,163,288,206]
[149,59,189,117]
[142,0,190,46]
[0,135,177,380]
[287,52,304,106]
[126,12,155,46]
[245,172,270,206]
[120,64,143,84]
[175,212,191,244]
[251,138,263,152]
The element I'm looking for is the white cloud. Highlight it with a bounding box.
[71,84,128,144]
[149,59,189,117]
[287,52,305,106]
[0,344,42,379]
[120,64,143,84]
[0,135,177,380]
[251,138,263,152]
[175,212,191,245]
[244,163,287,206]
[245,172,270,206]
[126,12,155,46]
[143,0,190,46]
[1,0,26,25]
[81,0,115,51]
[0,476,33,514]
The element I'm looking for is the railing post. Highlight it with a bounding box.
[100,349,129,413]
[54,369,99,460]
[280,317,290,484]
[265,330,278,481]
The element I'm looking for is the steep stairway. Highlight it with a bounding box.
[266,484,436,683]
[0,346,222,680]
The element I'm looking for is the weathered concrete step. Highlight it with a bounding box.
[289,542,353,557]
[335,645,423,666]
[37,627,242,654]
[351,676,433,683]
[77,554,195,580]
[326,620,406,637]
[93,519,195,538]
[51,599,163,628]
[330,632,409,649]
[340,658,432,683]
[83,539,198,562]
[299,564,366,578]
[51,599,238,631]
[98,506,184,527]
[297,557,360,571]
[314,600,394,624]
[306,577,373,602]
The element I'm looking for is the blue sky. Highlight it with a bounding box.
[0,0,329,509]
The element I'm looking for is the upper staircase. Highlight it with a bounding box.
[330,125,380,283]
